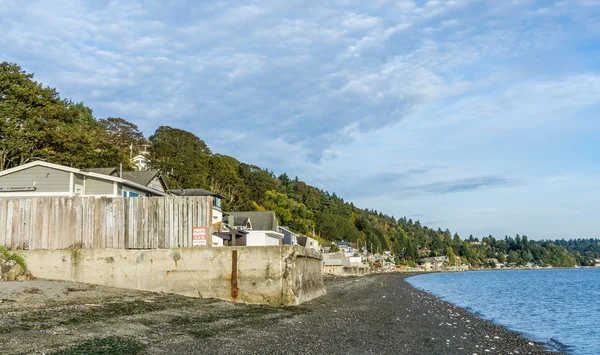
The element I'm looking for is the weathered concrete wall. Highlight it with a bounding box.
[323,264,370,276]
[17,246,324,306]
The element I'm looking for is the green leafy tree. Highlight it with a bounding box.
[0,62,127,170]
[148,126,211,188]
[98,117,146,154]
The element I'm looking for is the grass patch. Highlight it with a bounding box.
[59,300,169,326]
[52,336,146,355]
[0,246,28,271]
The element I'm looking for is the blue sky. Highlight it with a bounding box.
[2,0,599,239]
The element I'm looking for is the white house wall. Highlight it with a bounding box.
[245,231,281,246]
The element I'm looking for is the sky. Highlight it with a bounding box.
[1,0,599,240]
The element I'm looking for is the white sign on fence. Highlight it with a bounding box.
[192,226,207,246]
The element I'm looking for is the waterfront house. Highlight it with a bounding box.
[222,211,283,246]
[0,161,168,198]
[279,226,299,246]
[320,243,332,253]
[421,256,449,271]
[298,235,320,251]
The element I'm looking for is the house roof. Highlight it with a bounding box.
[0,161,167,196]
[224,211,278,231]
[169,188,224,199]
[121,170,161,186]
[83,167,167,191]
[82,167,118,175]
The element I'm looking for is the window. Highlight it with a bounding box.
[213,197,222,208]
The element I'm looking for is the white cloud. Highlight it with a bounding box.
[2,0,600,238]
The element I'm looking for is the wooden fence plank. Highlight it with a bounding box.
[0,200,7,248]
[0,196,210,251]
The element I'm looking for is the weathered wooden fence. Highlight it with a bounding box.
[0,196,212,250]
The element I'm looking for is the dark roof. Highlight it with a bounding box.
[169,188,224,198]
[83,168,161,186]
[83,167,165,191]
[225,216,249,227]
[225,211,278,231]
[120,170,161,186]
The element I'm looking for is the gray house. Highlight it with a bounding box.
[0,161,168,198]
[278,226,299,246]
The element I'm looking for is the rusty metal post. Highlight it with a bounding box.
[231,250,238,300]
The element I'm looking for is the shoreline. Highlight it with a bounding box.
[0,275,560,354]
[402,272,563,354]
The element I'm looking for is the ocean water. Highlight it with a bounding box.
[406,268,600,355]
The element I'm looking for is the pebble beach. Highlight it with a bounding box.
[0,274,558,354]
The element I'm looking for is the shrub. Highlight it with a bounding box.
[0,246,28,271]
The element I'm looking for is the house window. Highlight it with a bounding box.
[122,191,140,197]
[213,197,222,208]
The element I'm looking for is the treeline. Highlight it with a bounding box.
[1,62,597,268]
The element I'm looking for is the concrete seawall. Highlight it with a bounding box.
[17,246,325,306]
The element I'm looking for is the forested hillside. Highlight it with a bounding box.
[1,62,597,267]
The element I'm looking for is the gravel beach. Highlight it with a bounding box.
[0,273,559,354]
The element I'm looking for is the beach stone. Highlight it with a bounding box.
[7,270,16,281]
[9,264,23,277]
[16,275,27,281]
[1,263,10,273]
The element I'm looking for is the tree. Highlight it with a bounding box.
[206,154,247,210]
[98,117,145,154]
[148,126,211,188]
[0,62,127,171]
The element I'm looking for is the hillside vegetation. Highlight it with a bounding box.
[1,62,598,268]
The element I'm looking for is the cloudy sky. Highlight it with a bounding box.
[2,0,599,239]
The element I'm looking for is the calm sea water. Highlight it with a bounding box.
[407,268,600,355]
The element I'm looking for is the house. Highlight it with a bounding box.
[421,256,449,271]
[322,252,370,276]
[131,154,149,171]
[297,235,319,251]
[320,243,332,253]
[222,211,284,246]
[0,161,168,198]
[335,241,355,254]
[279,226,299,246]
[130,142,151,171]
[83,167,169,195]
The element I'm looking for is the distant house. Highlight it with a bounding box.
[335,241,355,254]
[421,256,449,271]
[131,154,149,171]
[222,211,283,246]
[297,235,319,251]
[279,226,299,246]
[320,243,332,253]
[0,161,168,198]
